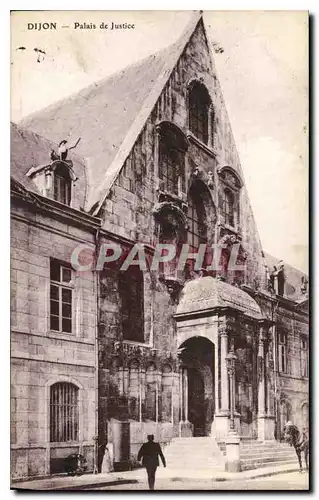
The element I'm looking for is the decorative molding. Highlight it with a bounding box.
[187,132,217,159]
[105,340,177,371]
[152,200,188,230]
[217,165,243,189]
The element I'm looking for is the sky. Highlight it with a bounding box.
[10,10,308,272]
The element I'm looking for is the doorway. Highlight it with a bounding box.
[178,336,215,437]
[188,368,206,436]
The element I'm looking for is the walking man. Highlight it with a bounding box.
[137,434,166,490]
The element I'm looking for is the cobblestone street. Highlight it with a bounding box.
[89,471,309,491]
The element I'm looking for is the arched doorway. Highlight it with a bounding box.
[178,336,215,437]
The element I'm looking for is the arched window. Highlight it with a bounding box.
[187,182,207,251]
[189,82,211,145]
[158,122,188,196]
[119,268,144,342]
[54,164,72,205]
[50,382,79,442]
[223,188,235,227]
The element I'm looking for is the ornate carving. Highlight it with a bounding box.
[217,165,242,189]
[257,355,264,382]
[159,275,184,304]
[106,341,179,373]
[152,201,188,230]
[207,171,214,188]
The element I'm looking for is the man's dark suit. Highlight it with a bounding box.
[137,440,166,490]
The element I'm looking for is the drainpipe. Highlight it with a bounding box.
[93,228,101,473]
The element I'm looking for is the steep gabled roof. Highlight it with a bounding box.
[264,252,308,301]
[11,122,89,209]
[20,11,203,214]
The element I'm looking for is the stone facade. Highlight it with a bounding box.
[11,13,308,479]
[11,186,98,479]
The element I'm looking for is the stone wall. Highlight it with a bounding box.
[97,20,267,358]
[11,199,97,479]
[276,304,308,433]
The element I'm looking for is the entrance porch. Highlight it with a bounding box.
[175,276,275,442]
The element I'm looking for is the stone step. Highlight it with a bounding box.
[240,441,291,448]
[240,456,297,468]
[164,459,223,467]
[164,437,297,472]
[240,451,296,460]
[241,459,297,471]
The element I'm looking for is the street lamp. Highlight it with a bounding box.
[226,350,237,432]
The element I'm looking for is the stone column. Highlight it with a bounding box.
[155,370,161,424]
[225,347,241,472]
[123,367,129,395]
[257,332,266,416]
[178,365,193,437]
[184,367,189,423]
[118,366,124,396]
[213,320,230,441]
[214,340,219,413]
[179,365,184,423]
[257,322,275,440]
[220,331,229,412]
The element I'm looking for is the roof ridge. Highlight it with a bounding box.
[91,10,203,213]
[20,37,182,128]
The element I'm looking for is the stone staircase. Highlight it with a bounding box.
[163,437,224,476]
[219,439,297,471]
[162,437,297,475]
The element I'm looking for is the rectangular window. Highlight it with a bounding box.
[54,174,71,205]
[50,259,73,334]
[301,338,308,378]
[278,331,287,373]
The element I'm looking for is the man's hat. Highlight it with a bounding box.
[285,421,293,426]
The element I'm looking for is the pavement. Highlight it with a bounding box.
[11,463,309,491]
[91,471,309,491]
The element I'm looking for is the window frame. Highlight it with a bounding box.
[53,164,72,206]
[278,330,288,374]
[300,337,308,378]
[188,82,212,146]
[119,268,145,343]
[223,188,235,227]
[49,382,79,443]
[156,121,188,198]
[50,259,74,335]
[187,185,207,251]
[158,140,185,196]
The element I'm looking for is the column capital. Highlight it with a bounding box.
[218,319,233,337]
[258,321,272,345]
[218,325,229,337]
[258,318,274,334]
